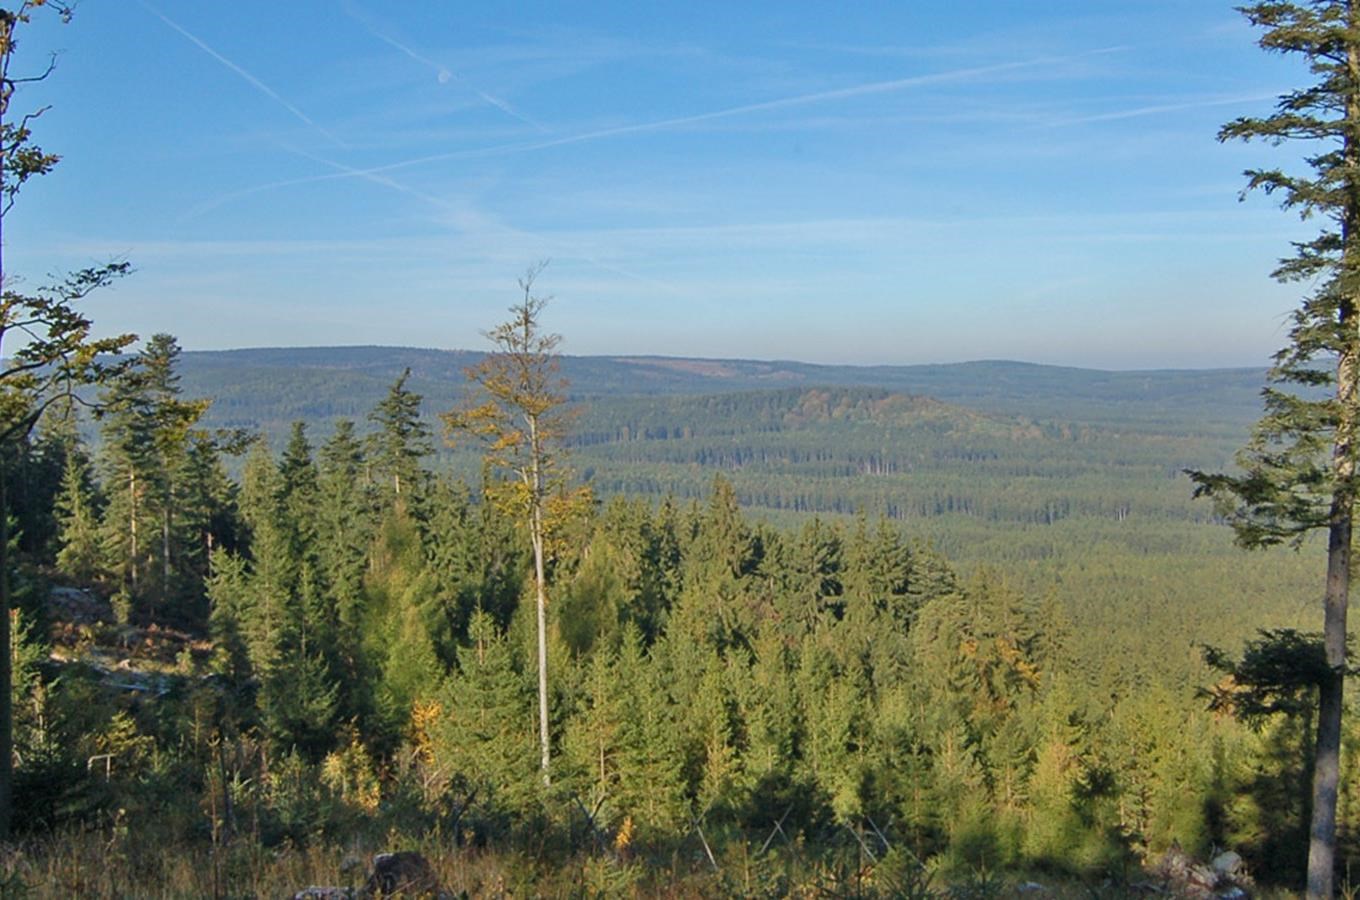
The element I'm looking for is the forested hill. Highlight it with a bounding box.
[179,345,1268,438]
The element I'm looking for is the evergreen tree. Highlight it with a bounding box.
[670,475,762,652]
[95,334,211,621]
[205,546,253,687]
[433,611,537,815]
[52,437,101,585]
[562,644,627,820]
[773,517,843,634]
[414,475,484,664]
[1,2,137,833]
[842,515,916,631]
[96,358,156,613]
[175,430,242,624]
[140,334,211,615]
[1187,4,1360,893]
[613,625,686,836]
[368,368,432,507]
[316,420,375,717]
[232,437,342,757]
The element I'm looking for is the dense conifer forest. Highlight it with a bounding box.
[0,334,1338,895]
[3,1,1358,896]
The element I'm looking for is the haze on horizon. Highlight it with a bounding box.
[3,1,1313,370]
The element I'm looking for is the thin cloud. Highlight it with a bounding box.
[200,45,1123,208]
[287,145,456,210]
[342,0,549,132]
[1046,93,1280,127]
[138,1,346,147]
[282,148,681,296]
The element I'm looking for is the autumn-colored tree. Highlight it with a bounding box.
[444,264,572,784]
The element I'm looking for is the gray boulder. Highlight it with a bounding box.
[365,851,448,898]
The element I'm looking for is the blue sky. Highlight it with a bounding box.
[1,1,1318,369]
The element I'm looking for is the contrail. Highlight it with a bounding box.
[198,46,1120,207]
[138,1,346,147]
[358,50,1112,174]
[281,147,683,296]
[342,0,548,132]
[371,30,549,133]
[1046,92,1281,127]
[286,145,455,209]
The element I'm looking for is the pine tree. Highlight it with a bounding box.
[95,334,210,622]
[53,437,101,585]
[316,420,375,717]
[433,610,537,815]
[562,643,627,820]
[368,368,432,508]
[96,358,156,613]
[1186,4,1360,894]
[0,1,137,837]
[613,624,686,837]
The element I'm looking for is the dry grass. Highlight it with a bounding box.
[0,830,1310,899]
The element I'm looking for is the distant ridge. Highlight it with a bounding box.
[177,345,1267,440]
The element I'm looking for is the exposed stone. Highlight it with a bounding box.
[365,851,447,898]
[1151,842,1252,899]
[1211,850,1249,884]
[47,586,113,625]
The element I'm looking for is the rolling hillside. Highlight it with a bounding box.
[179,346,1269,438]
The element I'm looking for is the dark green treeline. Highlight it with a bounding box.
[3,339,1356,885]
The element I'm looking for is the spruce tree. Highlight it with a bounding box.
[141,334,211,617]
[0,1,136,837]
[53,438,101,585]
[434,610,537,815]
[96,334,210,621]
[316,420,375,716]
[561,644,626,819]
[613,625,686,836]
[1187,4,1360,894]
[97,368,157,620]
[368,368,432,508]
[176,431,242,624]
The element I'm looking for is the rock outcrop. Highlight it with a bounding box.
[292,850,452,899]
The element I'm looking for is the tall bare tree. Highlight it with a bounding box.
[444,264,571,784]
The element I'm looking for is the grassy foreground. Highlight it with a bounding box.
[0,828,1304,899]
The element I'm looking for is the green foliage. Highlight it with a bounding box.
[1204,629,1343,721]
[432,611,538,818]
[52,438,101,585]
[10,333,1354,890]
[1187,6,1360,891]
[368,368,433,506]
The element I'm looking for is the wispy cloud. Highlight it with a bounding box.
[273,147,683,296]
[1046,92,1280,127]
[138,1,346,147]
[342,0,548,132]
[287,145,457,210]
[200,46,1123,208]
